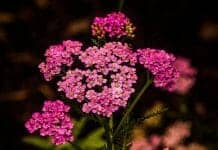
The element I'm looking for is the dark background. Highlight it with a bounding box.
[0,0,217,149]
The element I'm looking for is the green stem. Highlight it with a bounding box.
[97,116,113,150]
[114,74,152,137]
[109,116,115,150]
[122,134,127,150]
[118,0,125,11]
[121,116,129,150]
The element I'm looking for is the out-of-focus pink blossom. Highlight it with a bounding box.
[150,134,162,147]
[130,134,162,150]
[174,57,197,95]
[163,121,191,147]
[130,138,153,150]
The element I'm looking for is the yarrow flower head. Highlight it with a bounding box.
[174,57,197,95]
[137,48,180,91]
[25,100,74,145]
[91,12,135,39]
[57,41,137,117]
[38,40,83,81]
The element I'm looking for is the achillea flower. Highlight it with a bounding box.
[174,57,197,95]
[80,42,137,117]
[163,121,191,147]
[91,12,135,39]
[57,42,137,117]
[25,100,74,145]
[137,48,180,91]
[39,40,83,81]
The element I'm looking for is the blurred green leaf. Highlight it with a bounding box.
[22,136,53,149]
[55,143,74,150]
[78,127,106,150]
[73,117,88,138]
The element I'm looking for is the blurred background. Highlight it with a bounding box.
[0,0,218,149]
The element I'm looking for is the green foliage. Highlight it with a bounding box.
[22,136,53,149]
[78,127,106,150]
[73,117,88,138]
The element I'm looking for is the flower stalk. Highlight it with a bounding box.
[109,115,115,150]
[118,0,125,10]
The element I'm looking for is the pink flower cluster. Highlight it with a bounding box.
[57,42,137,117]
[130,121,192,150]
[91,12,135,39]
[130,135,161,150]
[137,48,180,91]
[39,38,181,116]
[163,121,191,147]
[38,40,83,81]
[25,100,74,145]
[174,57,197,95]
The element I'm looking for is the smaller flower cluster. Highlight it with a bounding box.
[91,12,135,39]
[25,100,74,145]
[39,40,83,81]
[174,57,197,95]
[137,48,179,91]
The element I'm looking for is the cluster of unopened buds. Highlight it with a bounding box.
[91,12,136,39]
[25,11,197,145]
